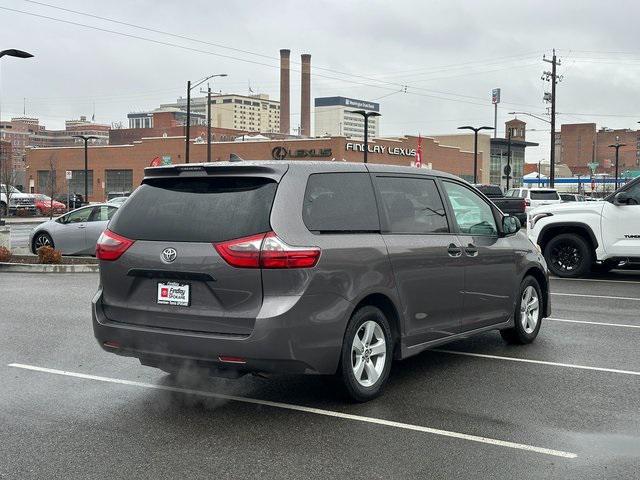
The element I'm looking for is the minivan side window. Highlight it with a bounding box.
[442,181,498,236]
[303,173,379,232]
[375,176,448,234]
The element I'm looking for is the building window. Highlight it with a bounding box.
[105,169,133,194]
[37,170,56,194]
[223,99,232,104]
[69,170,94,196]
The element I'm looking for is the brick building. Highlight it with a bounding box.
[559,123,640,176]
[25,135,476,202]
[0,116,110,188]
[111,109,254,146]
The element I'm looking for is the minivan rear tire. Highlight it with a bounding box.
[339,306,393,402]
[500,276,543,345]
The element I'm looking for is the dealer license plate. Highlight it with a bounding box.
[157,282,190,307]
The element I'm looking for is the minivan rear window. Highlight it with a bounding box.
[109,177,276,242]
[530,190,560,200]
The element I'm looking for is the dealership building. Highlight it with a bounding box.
[25,134,477,202]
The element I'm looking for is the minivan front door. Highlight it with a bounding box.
[442,180,515,331]
[373,175,465,347]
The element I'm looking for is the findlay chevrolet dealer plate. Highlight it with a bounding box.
[157,282,190,307]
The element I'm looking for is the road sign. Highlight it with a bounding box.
[492,88,501,104]
[587,162,599,174]
[65,170,72,180]
[503,164,512,176]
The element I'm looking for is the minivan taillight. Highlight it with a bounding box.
[96,229,134,261]
[214,232,320,269]
[525,198,531,207]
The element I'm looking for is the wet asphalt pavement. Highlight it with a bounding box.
[1,271,639,479]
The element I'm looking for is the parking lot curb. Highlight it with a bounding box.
[0,262,99,273]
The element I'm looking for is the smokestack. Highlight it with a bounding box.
[300,54,311,137]
[279,49,290,135]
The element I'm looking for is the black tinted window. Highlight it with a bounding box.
[303,173,379,232]
[109,177,277,242]
[375,176,448,234]
[624,179,640,203]
[530,190,560,200]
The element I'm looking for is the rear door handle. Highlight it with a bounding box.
[464,243,478,257]
[77,224,86,229]
[447,243,462,258]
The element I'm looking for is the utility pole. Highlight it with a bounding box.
[200,84,212,163]
[543,50,562,188]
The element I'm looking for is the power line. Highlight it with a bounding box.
[6,4,537,108]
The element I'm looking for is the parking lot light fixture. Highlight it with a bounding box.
[457,125,494,183]
[347,110,381,163]
[72,135,99,203]
[0,49,34,226]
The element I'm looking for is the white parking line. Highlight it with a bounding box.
[433,350,640,376]
[7,362,577,460]
[551,277,640,285]
[551,292,640,301]
[547,317,640,329]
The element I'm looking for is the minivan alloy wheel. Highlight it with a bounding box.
[520,286,540,334]
[351,320,386,387]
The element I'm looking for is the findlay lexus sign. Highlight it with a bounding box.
[271,147,332,160]
[346,142,416,157]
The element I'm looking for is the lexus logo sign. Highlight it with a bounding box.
[271,146,288,160]
[271,146,332,160]
[161,247,177,264]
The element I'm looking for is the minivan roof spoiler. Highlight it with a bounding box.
[143,161,289,181]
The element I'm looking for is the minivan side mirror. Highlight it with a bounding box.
[502,215,521,236]
[614,191,631,205]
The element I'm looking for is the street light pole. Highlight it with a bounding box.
[457,125,494,183]
[207,85,212,163]
[0,49,34,226]
[72,135,98,203]
[185,80,191,163]
[608,137,626,190]
[184,74,227,164]
[347,110,381,163]
[506,130,512,191]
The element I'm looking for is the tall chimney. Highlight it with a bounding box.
[300,54,311,137]
[279,49,290,135]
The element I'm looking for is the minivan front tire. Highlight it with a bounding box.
[340,306,393,402]
[500,276,543,345]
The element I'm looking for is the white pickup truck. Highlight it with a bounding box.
[528,177,640,278]
[1,183,36,215]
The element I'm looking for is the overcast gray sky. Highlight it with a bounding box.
[2,0,640,163]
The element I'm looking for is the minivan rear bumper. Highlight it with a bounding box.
[92,289,352,376]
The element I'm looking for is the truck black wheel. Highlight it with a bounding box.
[544,233,592,278]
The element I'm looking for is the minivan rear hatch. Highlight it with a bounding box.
[100,167,284,336]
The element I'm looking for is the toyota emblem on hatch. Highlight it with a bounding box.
[161,247,177,264]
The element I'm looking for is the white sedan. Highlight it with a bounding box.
[29,203,119,255]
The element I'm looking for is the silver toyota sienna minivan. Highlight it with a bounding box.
[93,161,549,401]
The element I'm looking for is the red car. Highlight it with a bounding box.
[34,194,66,216]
